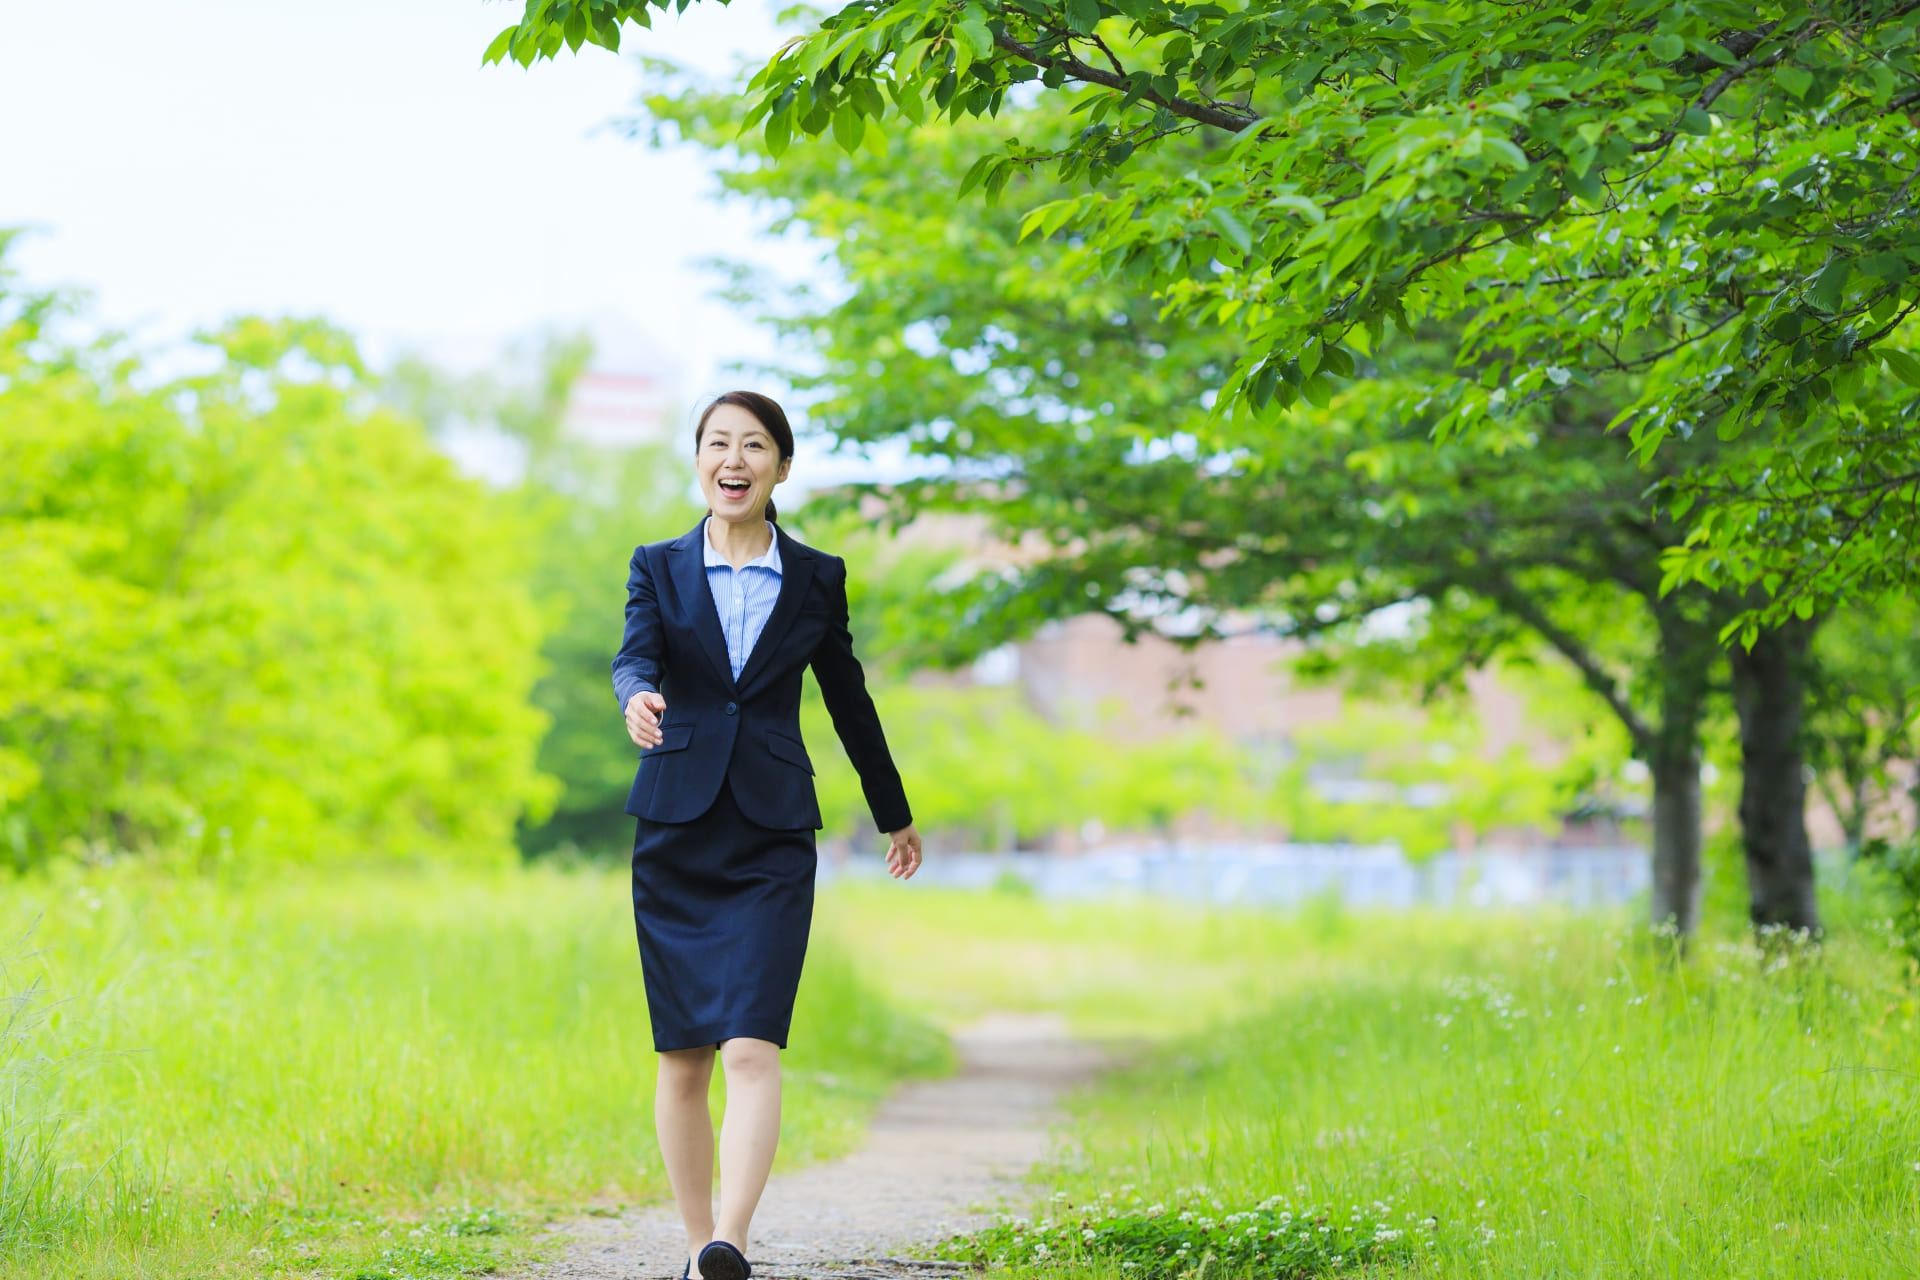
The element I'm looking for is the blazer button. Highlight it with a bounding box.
[724,701,738,716]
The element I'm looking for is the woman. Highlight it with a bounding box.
[611,390,922,1280]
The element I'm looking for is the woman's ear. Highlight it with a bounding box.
[776,457,793,483]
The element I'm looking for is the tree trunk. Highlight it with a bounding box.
[1648,745,1703,936]
[1730,620,1822,933]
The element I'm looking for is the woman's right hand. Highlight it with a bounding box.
[625,691,667,749]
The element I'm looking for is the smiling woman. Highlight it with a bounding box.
[611,389,925,1280]
[698,391,794,527]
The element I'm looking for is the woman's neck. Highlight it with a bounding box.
[707,512,774,570]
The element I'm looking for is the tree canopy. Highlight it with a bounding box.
[0,251,554,868]
[635,84,1788,924]
[492,0,1920,630]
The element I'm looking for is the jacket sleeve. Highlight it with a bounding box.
[809,556,913,834]
[611,546,663,713]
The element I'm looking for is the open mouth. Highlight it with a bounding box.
[717,478,751,499]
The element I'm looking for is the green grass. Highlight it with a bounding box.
[824,883,1920,1277]
[813,879,1364,1038]
[1010,921,1920,1277]
[9,867,1918,1279]
[0,860,948,1279]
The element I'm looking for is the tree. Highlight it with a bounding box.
[1805,596,1920,853]
[387,335,705,859]
[492,0,1920,628]
[1,247,555,868]
[636,93,1791,931]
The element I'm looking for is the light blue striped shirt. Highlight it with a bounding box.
[703,517,783,681]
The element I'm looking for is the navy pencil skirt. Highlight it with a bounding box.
[630,776,817,1052]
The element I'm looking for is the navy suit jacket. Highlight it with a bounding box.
[611,520,912,834]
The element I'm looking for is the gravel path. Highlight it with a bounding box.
[517,1013,1108,1280]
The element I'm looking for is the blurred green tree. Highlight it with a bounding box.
[386,335,704,859]
[0,248,554,868]
[1805,597,1920,854]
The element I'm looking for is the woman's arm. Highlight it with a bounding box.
[809,557,914,839]
[611,547,666,748]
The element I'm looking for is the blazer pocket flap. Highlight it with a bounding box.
[644,724,694,757]
[766,731,814,775]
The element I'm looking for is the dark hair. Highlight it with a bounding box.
[695,390,796,522]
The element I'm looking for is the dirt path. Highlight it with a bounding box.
[519,1013,1109,1280]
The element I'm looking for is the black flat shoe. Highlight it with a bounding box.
[698,1240,750,1280]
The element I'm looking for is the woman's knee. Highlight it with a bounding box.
[719,1037,781,1084]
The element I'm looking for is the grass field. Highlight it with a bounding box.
[821,885,1920,1279]
[0,860,948,1279]
[7,865,1918,1279]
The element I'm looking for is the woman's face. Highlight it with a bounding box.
[697,403,790,523]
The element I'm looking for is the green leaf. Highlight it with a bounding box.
[1650,32,1684,61]
[1565,166,1603,206]
[765,107,793,158]
[1066,0,1102,33]
[1774,65,1814,100]
[983,161,1011,204]
[1880,348,1920,388]
[482,25,518,65]
[1809,260,1851,312]
[889,79,926,126]
[1483,136,1529,169]
[1679,107,1711,136]
[957,155,995,199]
[1248,361,1277,408]
[1269,194,1325,224]
[955,9,995,59]
[1207,207,1253,256]
[833,101,866,152]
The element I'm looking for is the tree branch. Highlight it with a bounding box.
[1484,572,1656,750]
[992,31,1260,133]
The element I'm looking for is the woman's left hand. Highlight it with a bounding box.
[884,824,922,880]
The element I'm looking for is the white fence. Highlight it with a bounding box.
[819,843,1650,910]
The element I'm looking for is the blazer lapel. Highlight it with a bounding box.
[667,521,736,689]
[735,527,815,693]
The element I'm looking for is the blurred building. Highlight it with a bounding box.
[882,510,1633,855]
[564,368,674,448]
[563,314,679,448]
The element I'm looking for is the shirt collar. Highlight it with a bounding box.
[702,515,782,575]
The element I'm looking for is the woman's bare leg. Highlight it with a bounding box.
[656,1046,718,1273]
[713,1037,782,1250]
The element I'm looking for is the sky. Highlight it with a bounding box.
[0,0,815,396]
